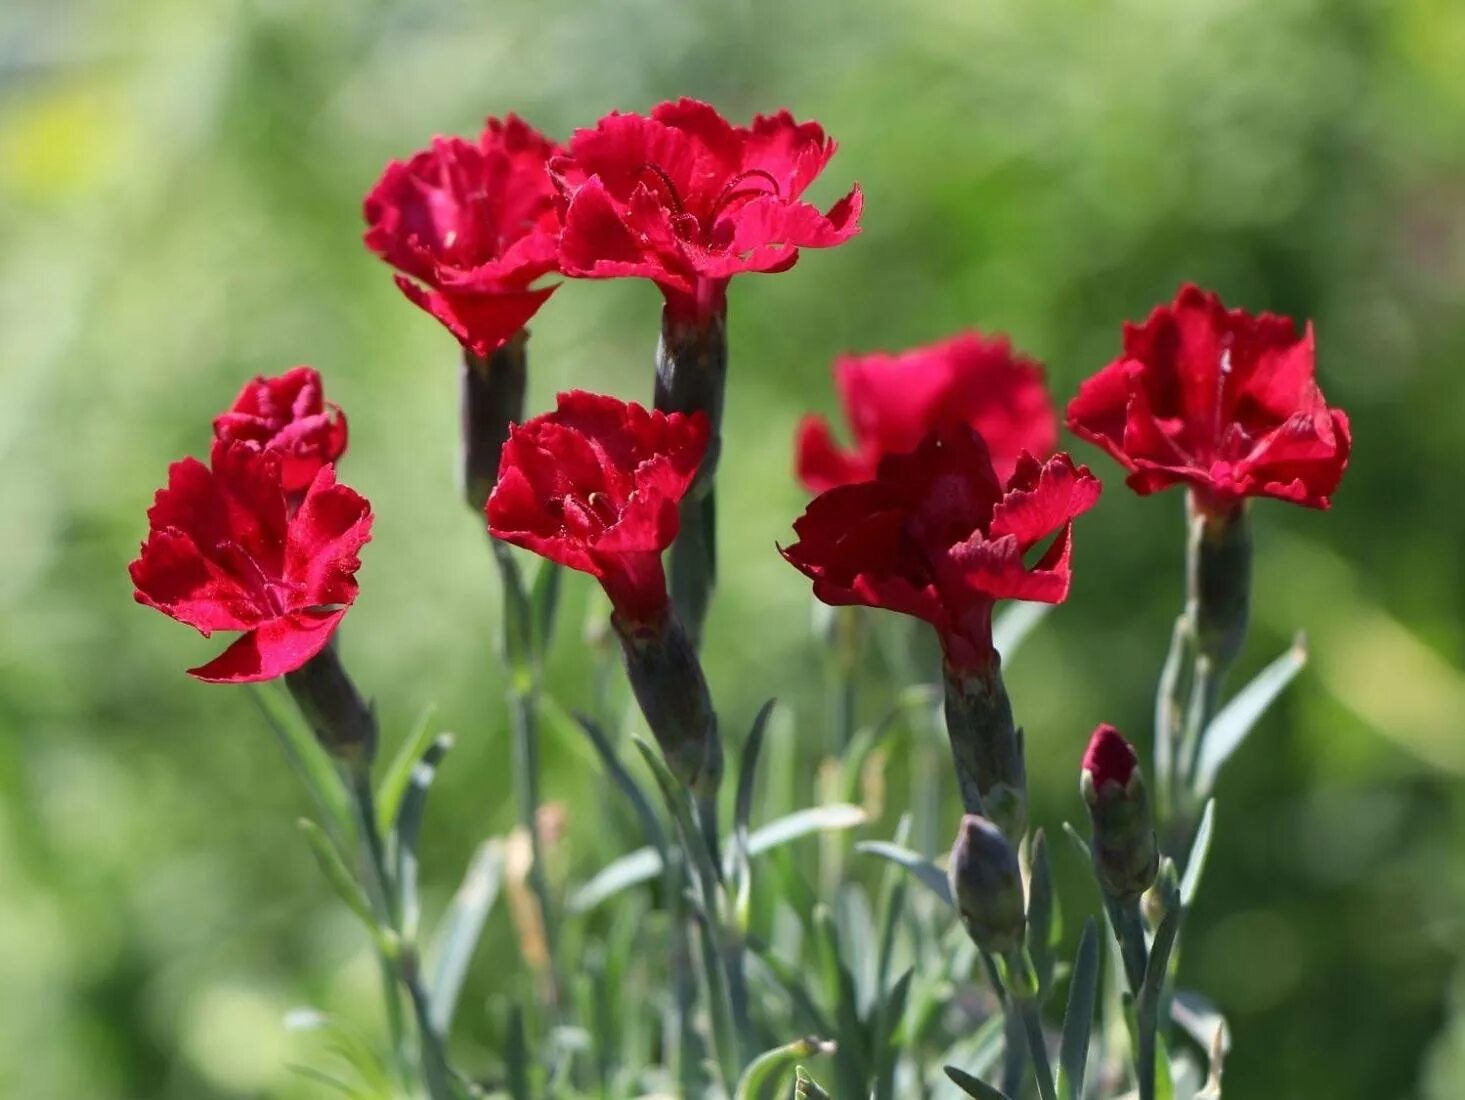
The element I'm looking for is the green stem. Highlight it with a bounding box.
[1106,896,1149,997]
[403,956,457,1100]
[665,854,699,1096]
[655,303,727,649]
[978,951,1025,1099]
[1016,995,1058,1100]
[347,767,453,1100]
[489,537,558,997]
[679,810,742,1088]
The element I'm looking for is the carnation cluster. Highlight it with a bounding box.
[132,99,1350,1100]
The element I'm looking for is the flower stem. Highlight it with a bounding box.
[656,305,727,649]
[1016,994,1058,1100]
[489,537,558,998]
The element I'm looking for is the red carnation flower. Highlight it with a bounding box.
[552,98,861,321]
[363,115,563,356]
[795,331,1057,494]
[212,366,348,496]
[782,425,1100,677]
[487,391,709,627]
[130,441,372,684]
[1066,284,1351,512]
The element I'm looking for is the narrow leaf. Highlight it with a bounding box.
[1057,919,1100,1100]
[530,558,563,658]
[936,1014,1006,1088]
[250,685,351,839]
[569,803,867,913]
[1179,799,1216,909]
[296,818,374,930]
[1025,830,1057,994]
[1060,821,1091,864]
[571,713,668,858]
[874,968,914,1099]
[394,733,455,938]
[734,1036,831,1100]
[375,704,438,835]
[426,839,504,1034]
[736,700,777,839]
[732,699,778,921]
[816,905,869,1096]
[743,803,867,867]
[568,848,664,913]
[746,938,836,1037]
[856,840,953,907]
[1194,636,1306,796]
[1142,907,1183,1009]
[944,1065,1012,1099]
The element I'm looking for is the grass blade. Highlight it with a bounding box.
[1194,636,1306,796]
[375,704,438,836]
[944,1064,1012,1099]
[1179,799,1216,908]
[856,840,953,907]
[426,839,504,1034]
[1057,919,1099,1100]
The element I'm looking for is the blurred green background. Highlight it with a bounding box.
[3,0,1464,1095]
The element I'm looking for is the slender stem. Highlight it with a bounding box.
[509,678,556,966]
[346,764,409,1085]
[1015,996,1059,1100]
[978,951,1026,1099]
[664,853,698,1096]
[1138,1014,1158,1100]
[655,304,727,649]
[489,537,558,997]
[825,605,860,759]
[347,767,454,1100]
[403,958,457,1100]
[668,490,717,650]
[674,795,742,1087]
[1106,895,1149,996]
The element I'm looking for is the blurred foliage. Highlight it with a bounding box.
[2,0,1464,1096]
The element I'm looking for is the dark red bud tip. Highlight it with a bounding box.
[1082,723,1138,790]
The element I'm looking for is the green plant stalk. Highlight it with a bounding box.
[1002,950,1057,1100]
[665,854,699,1097]
[489,538,558,994]
[1106,896,1149,1001]
[819,606,861,899]
[347,766,455,1100]
[655,303,727,649]
[977,951,1026,1099]
[634,738,744,1088]
[1166,499,1251,833]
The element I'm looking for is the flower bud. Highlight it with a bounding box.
[284,645,377,764]
[942,665,1027,839]
[1188,497,1251,669]
[1080,724,1158,902]
[948,814,1026,955]
[615,611,722,795]
[461,333,527,514]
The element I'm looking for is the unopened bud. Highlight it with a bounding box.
[615,611,722,795]
[461,332,528,514]
[943,665,1027,838]
[1081,724,1158,901]
[284,644,377,763]
[948,814,1026,955]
